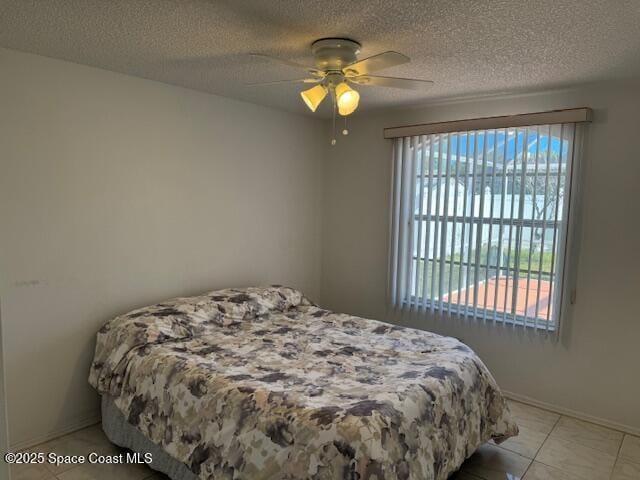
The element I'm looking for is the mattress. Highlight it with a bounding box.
[89,286,517,480]
[102,393,197,480]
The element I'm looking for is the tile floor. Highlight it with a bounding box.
[10,400,640,480]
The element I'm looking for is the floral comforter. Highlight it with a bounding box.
[89,286,517,480]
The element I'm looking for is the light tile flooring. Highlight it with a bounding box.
[453,400,640,480]
[10,400,640,480]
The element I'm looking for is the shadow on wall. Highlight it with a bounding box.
[56,326,102,438]
[0,300,11,479]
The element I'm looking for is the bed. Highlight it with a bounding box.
[89,286,517,480]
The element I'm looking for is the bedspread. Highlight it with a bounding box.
[89,286,517,480]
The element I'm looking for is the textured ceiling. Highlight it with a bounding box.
[1,0,640,117]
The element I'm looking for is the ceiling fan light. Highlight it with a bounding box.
[335,82,360,116]
[300,84,328,112]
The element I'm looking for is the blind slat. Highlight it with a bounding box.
[397,137,411,306]
[502,130,519,324]
[546,124,565,325]
[534,124,553,322]
[558,124,578,335]
[482,131,499,321]
[389,139,403,305]
[438,134,452,313]
[420,135,436,311]
[412,136,427,308]
[430,136,444,313]
[463,133,478,317]
[511,128,530,317]
[448,134,461,315]
[403,136,418,307]
[493,129,509,323]
[473,132,489,318]
[456,133,470,313]
[551,123,576,333]
[524,127,541,328]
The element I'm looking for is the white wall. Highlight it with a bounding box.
[321,81,640,432]
[0,48,324,448]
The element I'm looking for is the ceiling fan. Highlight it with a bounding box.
[247,38,433,127]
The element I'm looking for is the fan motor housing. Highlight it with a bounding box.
[311,38,361,71]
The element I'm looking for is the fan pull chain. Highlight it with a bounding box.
[342,116,349,136]
[331,91,337,146]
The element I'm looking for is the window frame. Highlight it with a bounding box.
[387,110,590,334]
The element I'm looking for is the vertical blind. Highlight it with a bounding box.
[388,122,579,331]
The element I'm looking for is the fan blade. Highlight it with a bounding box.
[343,51,409,76]
[249,53,324,77]
[245,78,321,87]
[348,75,433,91]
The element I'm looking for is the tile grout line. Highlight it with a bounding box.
[537,413,562,457]
[43,462,77,478]
[530,412,624,480]
[609,433,626,480]
[50,462,80,480]
[519,411,562,478]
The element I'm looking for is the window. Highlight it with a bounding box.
[388,111,589,331]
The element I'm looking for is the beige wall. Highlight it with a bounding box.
[0,48,324,448]
[1,44,639,449]
[321,81,640,432]
[0,310,9,478]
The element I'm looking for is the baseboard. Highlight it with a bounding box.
[10,412,101,452]
[504,390,640,437]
